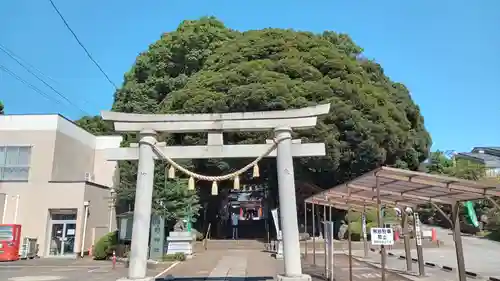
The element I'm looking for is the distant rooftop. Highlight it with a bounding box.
[455,146,500,168]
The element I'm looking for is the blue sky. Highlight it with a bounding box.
[0,0,498,152]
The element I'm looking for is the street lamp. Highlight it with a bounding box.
[109,189,116,232]
[81,201,90,258]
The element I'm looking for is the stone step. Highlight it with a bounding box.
[194,239,266,251]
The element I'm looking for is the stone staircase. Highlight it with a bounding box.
[194,239,267,251]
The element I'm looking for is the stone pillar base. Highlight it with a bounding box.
[277,274,312,281]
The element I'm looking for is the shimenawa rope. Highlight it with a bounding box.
[139,134,291,194]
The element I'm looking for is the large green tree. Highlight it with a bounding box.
[79,17,432,219]
[113,17,430,185]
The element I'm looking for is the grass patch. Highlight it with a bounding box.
[162,253,186,262]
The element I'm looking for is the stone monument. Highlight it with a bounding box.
[165,219,194,256]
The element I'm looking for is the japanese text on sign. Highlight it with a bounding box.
[414,212,422,246]
[370,227,394,246]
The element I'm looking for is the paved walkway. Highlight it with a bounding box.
[349,249,481,281]
[166,248,418,281]
[394,224,500,278]
[302,254,411,281]
[165,249,283,280]
[0,258,167,281]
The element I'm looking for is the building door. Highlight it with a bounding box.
[47,211,77,257]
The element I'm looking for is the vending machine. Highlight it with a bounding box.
[0,224,22,261]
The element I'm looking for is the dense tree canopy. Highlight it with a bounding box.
[425,151,485,180]
[108,17,431,188]
[78,17,432,220]
[76,116,112,136]
[0,101,4,115]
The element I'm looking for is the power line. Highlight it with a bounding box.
[48,0,118,90]
[0,64,89,115]
[0,44,90,114]
[0,44,60,86]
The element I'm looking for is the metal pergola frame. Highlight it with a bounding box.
[304,166,500,281]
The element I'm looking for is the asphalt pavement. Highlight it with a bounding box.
[0,258,169,281]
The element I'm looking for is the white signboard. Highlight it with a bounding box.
[323,221,335,280]
[370,227,394,246]
[414,212,422,246]
[422,230,432,237]
[271,208,280,235]
[361,213,367,239]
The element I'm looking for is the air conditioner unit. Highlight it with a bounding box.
[84,172,95,182]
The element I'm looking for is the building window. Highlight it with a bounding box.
[0,146,32,181]
[485,168,500,178]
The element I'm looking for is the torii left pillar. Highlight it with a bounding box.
[128,130,157,280]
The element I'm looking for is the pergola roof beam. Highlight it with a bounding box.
[306,198,374,212]
[347,183,455,204]
[377,166,500,197]
[324,190,418,208]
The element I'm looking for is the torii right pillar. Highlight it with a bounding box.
[275,126,310,281]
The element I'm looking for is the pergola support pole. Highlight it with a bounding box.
[401,210,412,272]
[329,205,332,221]
[304,202,308,258]
[362,205,369,258]
[375,176,387,281]
[452,201,467,281]
[347,186,353,281]
[323,205,327,226]
[312,202,316,266]
[323,205,328,277]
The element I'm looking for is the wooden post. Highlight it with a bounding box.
[312,202,316,265]
[362,205,368,257]
[401,210,412,272]
[452,201,467,281]
[375,177,386,281]
[304,202,308,257]
[347,185,353,281]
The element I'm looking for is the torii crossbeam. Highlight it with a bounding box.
[102,104,330,281]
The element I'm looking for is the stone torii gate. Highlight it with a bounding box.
[102,104,330,281]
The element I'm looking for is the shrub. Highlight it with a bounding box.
[347,221,376,241]
[162,253,186,261]
[348,221,362,241]
[486,209,500,241]
[93,231,118,260]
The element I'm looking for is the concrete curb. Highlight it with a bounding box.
[370,247,494,280]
